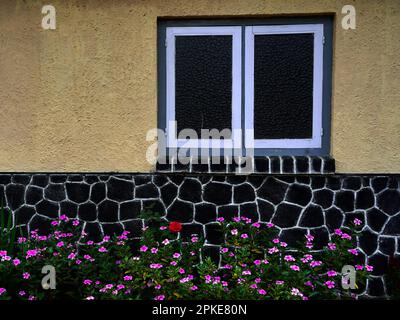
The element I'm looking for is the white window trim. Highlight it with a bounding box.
[244,24,324,149]
[166,26,242,149]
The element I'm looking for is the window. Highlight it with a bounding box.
[158,18,332,157]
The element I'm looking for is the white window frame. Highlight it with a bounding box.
[244,24,324,149]
[166,26,242,149]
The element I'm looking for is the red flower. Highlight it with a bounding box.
[169,221,182,233]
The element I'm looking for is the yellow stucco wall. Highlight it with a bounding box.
[0,0,399,173]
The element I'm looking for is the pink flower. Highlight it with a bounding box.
[268,247,279,254]
[310,260,322,268]
[56,241,64,248]
[117,284,126,290]
[18,237,27,243]
[233,217,240,222]
[0,288,6,296]
[162,239,170,246]
[98,246,108,253]
[216,217,225,223]
[266,222,274,228]
[254,260,261,265]
[327,270,337,277]
[68,252,76,260]
[173,253,181,259]
[341,233,352,240]
[324,280,335,289]
[353,218,362,226]
[366,265,374,272]
[190,285,198,291]
[334,229,343,236]
[59,214,68,221]
[290,265,300,271]
[85,296,95,300]
[328,242,336,250]
[355,265,364,270]
[262,259,269,265]
[276,280,285,285]
[272,238,280,244]
[170,261,177,266]
[72,220,80,226]
[76,259,82,265]
[159,226,167,230]
[26,249,38,259]
[124,275,133,281]
[221,247,229,253]
[140,245,148,252]
[304,281,314,289]
[280,242,288,247]
[258,289,267,295]
[154,295,165,300]
[348,248,358,256]
[151,248,158,254]
[242,270,251,276]
[51,221,59,226]
[150,263,163,269]
[178,268,185,274]
[154,284,161,290]
[19,290,26,296]
[83,279,92,285]
[241,233,249,239]
[291,288,303,297]
[191,236,199,243]
[284,255,295,262]
[231,229,238,236]
[250,284,258,289]
[255,278,261,283]
[23,272,30,279]
[305,234,314,242]
[87,240,94,245]
[252,222,260,228]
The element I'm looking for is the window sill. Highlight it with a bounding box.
[155,156,335,174]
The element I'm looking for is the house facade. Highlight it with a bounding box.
[0,0,399,298]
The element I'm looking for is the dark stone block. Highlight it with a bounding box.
[134,175,151,185]
[90,182,106,204]
[310,227,330,249]
[257,177,288,204]
[153,175,168,187]
[161,183,178,207]
[107,177,134,201]
[0,175,11,184]
[368,253,388,276]
[322,157,335,173]
[99,175,110,182]
[136,183,159,199]
[32,175,49,187]
[179,178,202,203]
[254,157,269,173]
[296,176,310,185]
[383,215,400,235]
[226,175,247,185]
[282,156,294,173]
[299,205,324,227]
[83,222,103,242]
[343,211,365,228]
[12,175,31,185]
[156,160,172,172]
[217,205,239,221]
[239,202,259,222]
[201,245,220,266]
[311,157,322,173]
[359,230,378,255]
[209,162,227,173]
[15,205,36,225]
[286,184,312,206]
[368,277,385,297]
[102,223,124,237]
[166,199,194,223]
[278,176,295,184]
[142,200,165,216]
[295,156,309,173]
[270,156,281,173]
[26,186,43,205]
[325,207,344,232]
[120,200,141,220]
[279,228,307,248]
[169,175,185,186]
[122,220,143,238]
[272,203,302,228]
[247,176,265,188]
[174,161,191,172]
[50,175,67,183]
[377,189,400,216]
[98,200,119,222]
[258,199,275,222]
[371,177,388,193]
[0,186,4,205]
[212,176,225,182]
[205,223,224,245]
[362,177,370,187]
[356,188,375,209]
[29,215,52,236]
[78,202,97,222]
[199,176,212,184]
[66,183,90,204]
[35,200,59,218]
[84,175,99,184]
[195,203,217,224]
[335,190,355,212]
[60,201,78,218]
[313,189,334,209]
[181,223,204,241]
[311,177,325,189]
[44,184,66,202]
[388,177,398,189]
[234,183,255,203]
[367,208,388,233]
[6,184,25,210]
[326,177,341,190]
[203,182,232,205]
[343,177,362,191]
[68,175,84,182]
[191,162,209,173]
[379,237,395,255]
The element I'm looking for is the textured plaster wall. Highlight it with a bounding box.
[0,0,399,173]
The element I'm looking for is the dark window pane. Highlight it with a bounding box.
[254,33,314,139]
[175,35,232,137]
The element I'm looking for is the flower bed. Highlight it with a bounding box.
[0,212,372,300]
